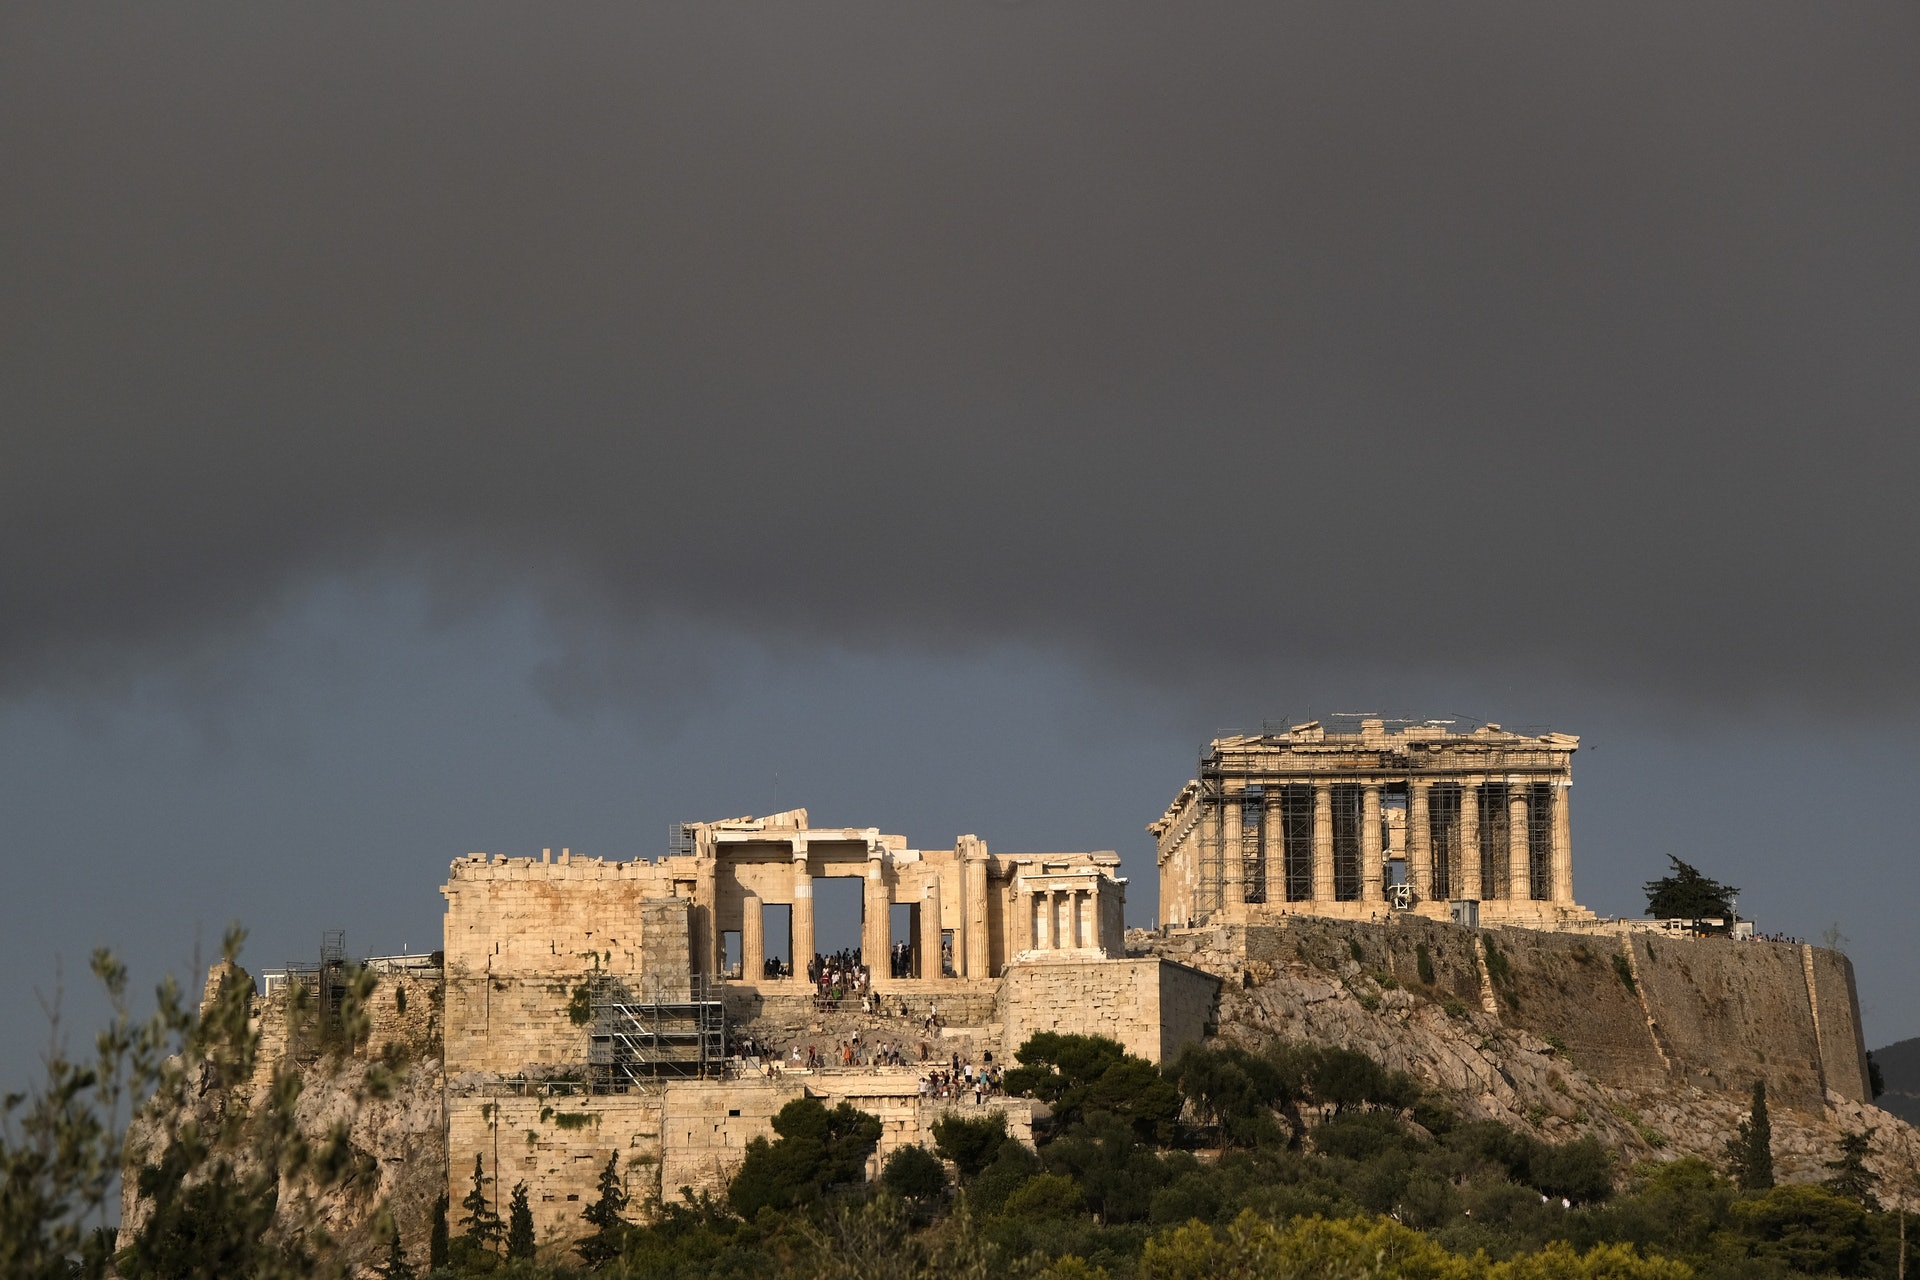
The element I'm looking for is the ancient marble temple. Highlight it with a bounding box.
[1152,720,1588,928]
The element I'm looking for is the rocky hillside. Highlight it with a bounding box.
[118,963,448,1273]
[1140,918,1920,1207]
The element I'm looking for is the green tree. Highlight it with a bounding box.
[505,1181,535,1260]
[1822,1128,1880,1208]
[1166,1043,1288,1148]
[428,1193,450,1270]
[459,1152,504,1252]
[374,1213,417,1280]
[729,1097,883,1218]
[1724,1078,1774,1190]
[931,1110,1009,1179]
[1642,856,1738,923]
[119,931,345,1280]
[1004,1033,1181,1141]
[575,1151,630,1267]
[881,1143,947,1201]
[1732,1183,1874,1275]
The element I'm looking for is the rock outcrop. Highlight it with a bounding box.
[1137,918,1920,1206]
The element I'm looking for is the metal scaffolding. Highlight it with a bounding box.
[587,976,726,1091]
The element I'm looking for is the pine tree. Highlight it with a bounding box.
[459,1152,504,1252]
[506,1181,535,1260]
[576,1152,630,1267]
[1726,1078,1774,1190]
[1643,856,1739,923]
[428,1193,449,1269]
[374,1216,417,1280]
[1824,1128,1881,1209]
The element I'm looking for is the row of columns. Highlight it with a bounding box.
[734,838,985,982]
[1220,777,1573,908]
[1015,884,1101,953]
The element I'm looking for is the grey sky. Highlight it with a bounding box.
[3,5,1916,1085]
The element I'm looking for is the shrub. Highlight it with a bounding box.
[1415,942,1436,985]
[1001,1172,1084,1221]
[1612,954,1638,993]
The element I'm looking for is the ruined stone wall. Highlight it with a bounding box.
[997,958,1219,1063]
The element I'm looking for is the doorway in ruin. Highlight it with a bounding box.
[1477,783,1509,899]
[761,903,792,980]
[1382,791,1409,889]
[890,903,914,978]
[1331,784,1363,900]
[720,931,742,980]
[811,875,865,967]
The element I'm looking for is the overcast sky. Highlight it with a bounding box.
[4,4,1917,1088]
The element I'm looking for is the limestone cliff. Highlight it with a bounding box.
[118,963,447,1273]
[1140,919,1920,1207]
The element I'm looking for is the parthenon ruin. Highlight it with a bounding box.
[1152,720,1589,928]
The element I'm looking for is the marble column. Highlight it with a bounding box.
[863,852,890,973]
[1551,781,1574,903]
[1408,781,1432,901]
[694,856,718,979]
[1459,784,1482,900]
[1312,783,1335,902]
[1198,796,1221,916]
[1221,788,1245,907]
[962,838,991,977]
[790,844,814,978]
[920,878,943,979]
[1032,887,1049,950]
[1508,784,1531,901]
[742,891,764,984]
[1262,795,1285,905]
[1361,784,1384,904]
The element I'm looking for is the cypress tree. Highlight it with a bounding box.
[506,1181,535,1260]
[1727,1078,1774,1190]
[459,1152,504,1251]
[375,1216,417,1280]
[429,1193,449,1269]
[576,1153,630,1267]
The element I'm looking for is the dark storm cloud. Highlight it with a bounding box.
[3,3,1916,707]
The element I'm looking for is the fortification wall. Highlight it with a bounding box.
[450,1075,1038,1246]
[442,854,682,976]
[444,969,600,1078]
[448,1093,667,1248]
[997,958,1219,1063]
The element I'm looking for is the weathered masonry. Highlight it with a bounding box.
[1152,720,1589,928]
[441,809,1212,1245]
